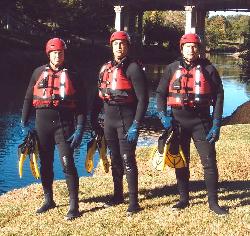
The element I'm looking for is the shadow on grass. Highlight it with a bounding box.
[79,180,250,210]
[220,180,250,206]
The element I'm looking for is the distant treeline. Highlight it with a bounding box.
[0,1,249,52]
[143,11,250,52]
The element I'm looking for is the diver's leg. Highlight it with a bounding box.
[104,122,124,206]
[56,121,80,220]
[35,114,56,213]
[173,130,191,210]
[193,120,228,215]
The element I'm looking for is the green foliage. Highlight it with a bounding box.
[206,14,250,50]
[206,16,230,47]
[11,0,113,37]
[143,11,184,50]
[228,15,250,40]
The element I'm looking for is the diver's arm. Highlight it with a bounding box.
[209,65,224,119]
[21,68,39,124]
[156,65,172,113]
[90,90,103,129]
[73,72,87,127]
[127,62,149,123]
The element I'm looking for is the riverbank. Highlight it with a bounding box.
[1,124,249,236]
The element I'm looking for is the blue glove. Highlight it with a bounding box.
[67,125,84,148]
[126,120,139,143]
[20,121,31,138]
[158,111,172,129]
[206,118,221,143]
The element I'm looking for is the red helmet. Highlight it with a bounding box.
[46,38,66,55]
[179,33,201,49]
[110,31,131,45]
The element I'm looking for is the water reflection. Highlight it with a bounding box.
[0,112,99,195]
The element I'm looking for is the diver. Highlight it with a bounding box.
[91,31,149,215]
[21,38,86,220]
[156,33,228,215]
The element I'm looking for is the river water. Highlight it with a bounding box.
[0,54,249,195]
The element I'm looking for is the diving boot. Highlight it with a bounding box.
[65,198,80,221]
[205,172,228,215]
[126,187,141,216]
[173,175,189,210]
[104,174,124,208]
[172,200,190,210]
[103,195,124,208]
[65,173,80,220]
[65,209,80,221]
[127,203,141,216]
[208,199,228,215]
[36,193,56,214]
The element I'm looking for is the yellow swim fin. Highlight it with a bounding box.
[18,130,41,179]
[19,151,27,178]
[30,152,40,179]
[163,147,187,168]
[85,136,97,173]
[153,125,187,170]
[18,132,30,178]
[163,128,187,169]
[161,129,174,170]
[151,146,165,171]
[152,129,174,171]
[97,134,109,173]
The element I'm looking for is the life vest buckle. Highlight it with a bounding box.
[38,78,48,89]
[172,78,181,90]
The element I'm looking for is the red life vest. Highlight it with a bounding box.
[168,65,212,108]
[98,61,135,104]
[33,66,77,109]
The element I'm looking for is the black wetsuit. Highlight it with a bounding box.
[92,57,148,208]
[156,58,224,206]
[21,64,86,202]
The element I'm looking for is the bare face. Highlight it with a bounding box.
[112,40,128,62]
[182,43,200,64]
[49,50,64,69]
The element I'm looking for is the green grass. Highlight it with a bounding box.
[0,124,250,236]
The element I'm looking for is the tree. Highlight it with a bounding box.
[14,0,113,37]
[228,15,250,41]
[143,11,184,49]
[206,15,231,48]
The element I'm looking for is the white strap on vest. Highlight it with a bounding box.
[176,65,182,79]
[194,65,201,101]
[60,69,67,99]
[175,65,182,103]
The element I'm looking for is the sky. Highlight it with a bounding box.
[209,10,250,17]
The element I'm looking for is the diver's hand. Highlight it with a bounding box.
[93,123,104,137]
[67,125,84,148]
[20,121,31,137]
[126,120,139,143]
[206,118,221,143]
[158,111,172,130]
